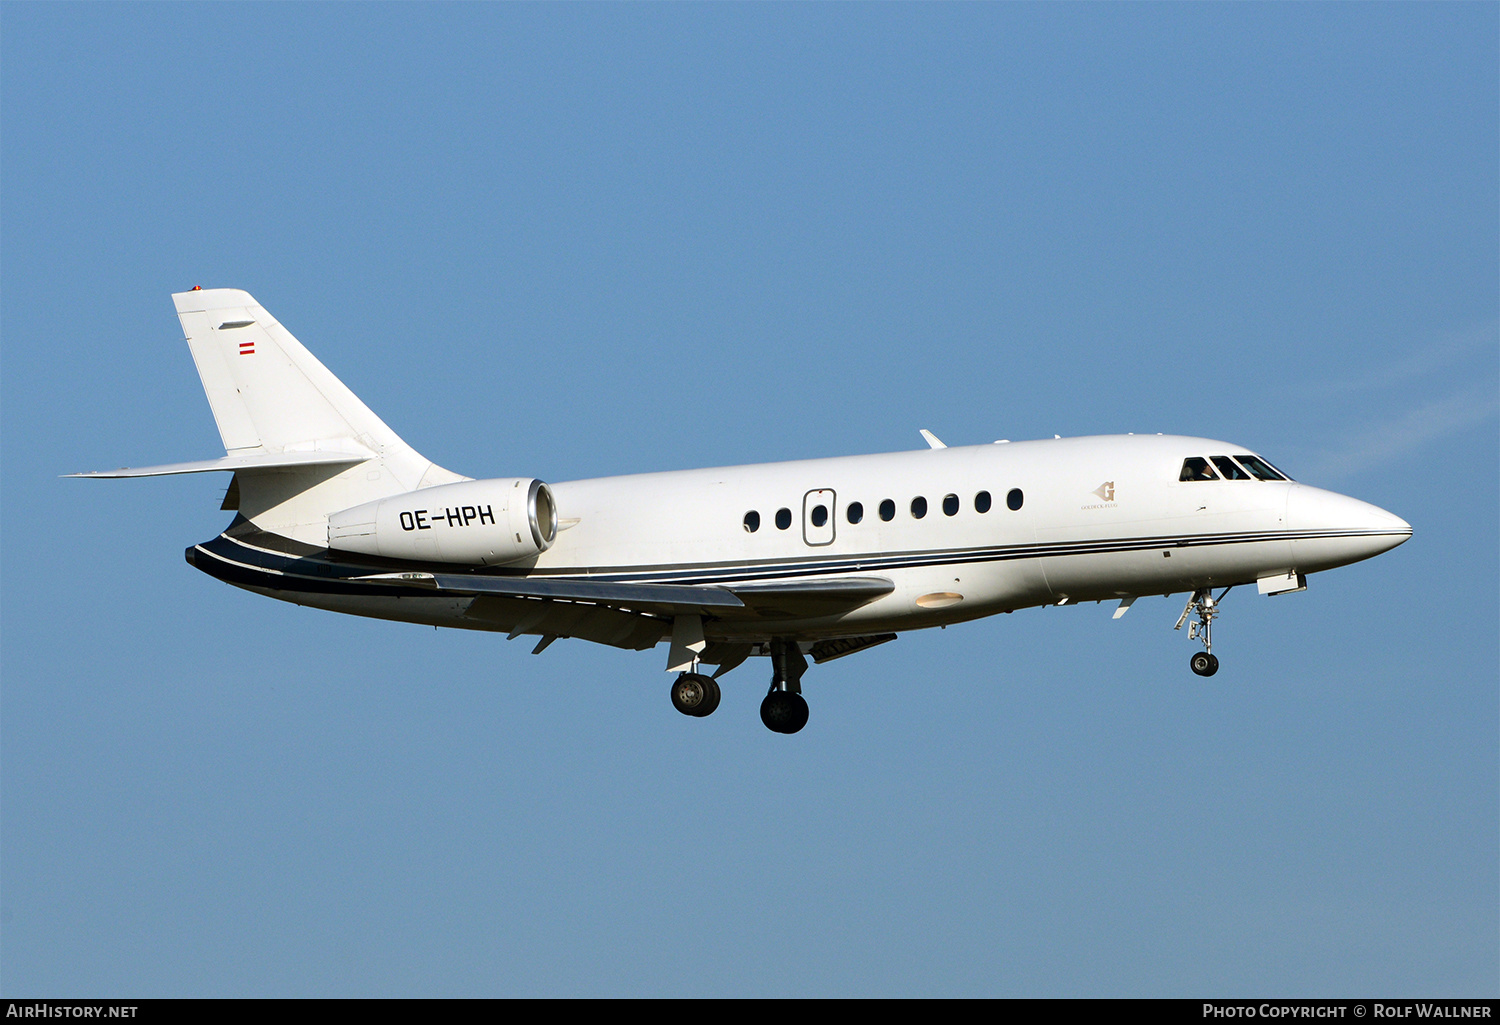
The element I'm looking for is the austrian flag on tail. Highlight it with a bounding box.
[215,317,256,355]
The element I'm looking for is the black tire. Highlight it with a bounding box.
[760,691,791,732]
[784,692,809,733]
[760,691,809,734]
[696,676,721,717]
[671,673,711,716]
[1190,652,1219,677]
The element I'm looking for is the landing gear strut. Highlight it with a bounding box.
[760,639,809,734]
[1175,587,1231,677]
[670,672,721,717]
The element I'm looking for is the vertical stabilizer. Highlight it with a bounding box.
[172,289,466,543]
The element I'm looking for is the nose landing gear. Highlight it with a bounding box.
[1176,587,1231,677]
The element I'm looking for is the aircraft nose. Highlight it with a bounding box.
[1286,484,1412,571]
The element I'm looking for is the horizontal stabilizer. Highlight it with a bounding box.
[66,448,374,479]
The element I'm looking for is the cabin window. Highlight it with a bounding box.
[911,496,928,519]
[1007,488,1024,511]
[1211,456,1251,480]
[847,501,864,524]
[775,507,792,530]
[810,504,829,528]
[879,499,895,521]
[975,490,992,513]
[743,510,760,533]
[1235,455,1289,481]
[1179,457,1218,482]
[942,494,960,516]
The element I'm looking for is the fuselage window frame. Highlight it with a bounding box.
[975,490,992,513]
[1006,488,1024,511]
[743,510,760,533]
[775,507,792,530]
[879,499,896,522]
[911,496,928,519]
[847,501,864,525]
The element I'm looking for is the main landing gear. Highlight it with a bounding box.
[670,672,720,717]
[1175,587,1231,677]
[760,639,809,734]
[668,638,812,734]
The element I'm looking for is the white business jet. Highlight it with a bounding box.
[73,289,1412,733]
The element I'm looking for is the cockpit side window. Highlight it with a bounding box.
[1234,455,1289,481]
[1179,457,1218,481]
[1211,456,1252,480]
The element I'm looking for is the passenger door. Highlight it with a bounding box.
[803,489,836,546]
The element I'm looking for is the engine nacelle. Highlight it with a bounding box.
[327,477,557,565]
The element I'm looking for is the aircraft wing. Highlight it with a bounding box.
[356,570,893,624]
[723,576,895,617]
[357,571,746,617]
[352,571,896,655]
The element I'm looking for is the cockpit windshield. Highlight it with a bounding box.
[1211,456,1251,480]
[1179,457,1219,481]
[1234,455,1290,481]
[1179,454,1293,482]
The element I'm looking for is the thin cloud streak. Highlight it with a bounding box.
[1300,380,1500,482]
[1304,320,1499,398]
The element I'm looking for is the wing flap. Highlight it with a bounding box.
[463,595,666,651]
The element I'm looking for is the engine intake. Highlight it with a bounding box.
[327,477,557,565]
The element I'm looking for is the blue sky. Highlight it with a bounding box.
[3,3,1495,997]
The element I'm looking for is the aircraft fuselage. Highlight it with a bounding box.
[211,433,1408,644]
